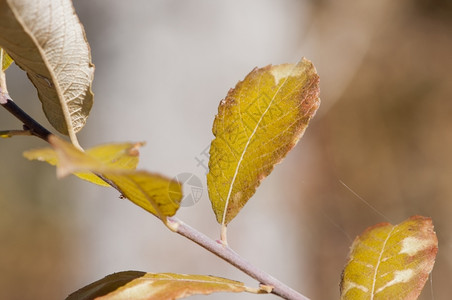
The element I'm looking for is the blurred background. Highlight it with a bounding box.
[1,0,451,299]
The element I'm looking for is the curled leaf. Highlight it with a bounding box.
[340,215,438,300]
[24,140,144,187]
[207,58,320,226]
[67,272,248,300]
[24,136,182,218]
[0,0,94,144]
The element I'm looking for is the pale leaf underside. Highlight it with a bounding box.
[0,0,94,141]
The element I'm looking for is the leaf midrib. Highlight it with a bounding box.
[7,1,80,147]
[221,71,291,226]
[370,227,395,299]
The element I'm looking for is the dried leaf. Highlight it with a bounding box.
[67,271,247,300]
[340,215,438,300]
[207,58,320,226]
[24,136,182,217]
[0,0,94,144]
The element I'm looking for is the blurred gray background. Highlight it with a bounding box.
[1,0,451,299]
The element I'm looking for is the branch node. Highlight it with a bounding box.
[165,217,180,232]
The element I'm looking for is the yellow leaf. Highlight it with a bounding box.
[78,142,144,186]
[0,0,94,146]
[66,271,248,300]
[23,147,59,166]
[86,142,144,169]
[340,215,438,300]
[1,48,13,71]
[23,145,101,187]
[207,58,320,226]
[24,136,143,186]
[104,171,181,218]
[49,135,107,178]
[24,136,182,217]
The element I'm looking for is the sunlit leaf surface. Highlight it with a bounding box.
[340,215,438,300]
[67,271,248,300]
[78,142,144,186]
[207,58,320,225]
[105,171,181,218]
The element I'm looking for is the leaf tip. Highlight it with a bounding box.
[128,142,145,157]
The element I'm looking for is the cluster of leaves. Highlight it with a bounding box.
[0,0,438,299]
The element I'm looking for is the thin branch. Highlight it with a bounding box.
[2,98,310,300]
[88,176,310,299]
[168,217,310,300]
[1,98,51,141]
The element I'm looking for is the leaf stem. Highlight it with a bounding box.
[168,216,310,300]
[220,224,228,245]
